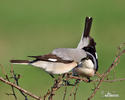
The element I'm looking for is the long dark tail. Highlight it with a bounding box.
[83,17,93,38]
[77,17,93,49]
[10,60,30,65]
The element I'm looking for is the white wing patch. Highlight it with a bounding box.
[48,58,57,62]
[95,52,98,59]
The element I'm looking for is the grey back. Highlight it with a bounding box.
[52,48,87,62]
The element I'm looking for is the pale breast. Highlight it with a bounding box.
[30,61,77,74]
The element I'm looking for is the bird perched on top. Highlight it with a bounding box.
[73,17,98,78]
[10,17,98,78]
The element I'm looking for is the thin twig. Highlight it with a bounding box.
[0,77,42,100]
[73,84,79,100]
[44,89,50,100]
[0,43,125,100]
[48,76,62,100]
[67,75,89,83]
[68,79,80,100]
[92,78,125,83]
[6,75,17,100]
[0,64,17,100]
[10,65,28,100]
[88,49,125,100]
[0,64,6,75]
[63,86,67,100]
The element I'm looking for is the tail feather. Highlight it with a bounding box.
[77,17,93,49]
[83,17,93,38]
[10,60,30,65]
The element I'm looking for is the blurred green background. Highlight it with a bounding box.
[0,0,125,100]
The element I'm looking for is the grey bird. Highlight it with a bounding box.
[10,17,98,78]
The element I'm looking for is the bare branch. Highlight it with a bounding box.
[63,86,67,100]
[0,43,125,100]
[92,78,125,83]
[44,89,50,100]
[0,77,42,100]
[48,76,63,100]
[67,75,89,83]
[88,49,125,100]
[73,84,79,100]
[0,64,17,100]
[10,65,28,100]
[68,79,80,100]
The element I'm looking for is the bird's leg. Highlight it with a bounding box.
[87,77,92,83]
[61,73,74,86]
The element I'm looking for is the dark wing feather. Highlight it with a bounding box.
[28,54,73,64]
[83,17,93,38]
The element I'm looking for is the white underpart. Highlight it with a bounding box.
[74,59,95,77]
[77,37,89,49]
[83,59,94,69]
[86,52,97,70]
[30,61,77,74]
[48,58,57,62]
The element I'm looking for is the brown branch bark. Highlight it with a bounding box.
[93,78,125,83]
[88,49,125,100]
[67,75,89,83]
[48,76,62,100]
[63,86,67,100]
[0,77,42,100]
[73,84,79,100]
[10,65,28,100]
[0,64,17,100]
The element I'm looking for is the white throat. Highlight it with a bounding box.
[82,59,94,69]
